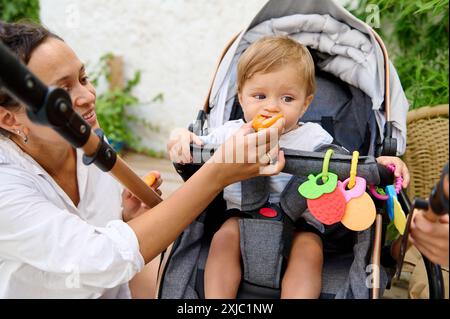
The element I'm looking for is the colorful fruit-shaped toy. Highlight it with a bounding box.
[306,188,347,225]
[298,172,338,200]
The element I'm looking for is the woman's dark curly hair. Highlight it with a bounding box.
[0,21,62,108]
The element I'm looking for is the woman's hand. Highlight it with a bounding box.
[409,210,449,267]
[167,128,204,164]
[207,117,286,187]
[127,117,287,263]
[408,172,449,267]
[376,156,410,188]
[122,170,163,222]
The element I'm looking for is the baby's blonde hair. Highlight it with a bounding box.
[237,36,316,97]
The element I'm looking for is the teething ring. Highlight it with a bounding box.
[338,176,367,202]
[369,185,389,200]
[369,164,403,200]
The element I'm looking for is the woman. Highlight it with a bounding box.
[0,22,285,298]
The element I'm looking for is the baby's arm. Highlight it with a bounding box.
[166,121,241,164]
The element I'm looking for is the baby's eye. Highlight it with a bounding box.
[282,96,294,103]
[254,94,266,100]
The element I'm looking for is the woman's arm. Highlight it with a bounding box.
[128,120,286,263]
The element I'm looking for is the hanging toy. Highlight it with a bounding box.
[298,149,346,225]
[385,185,397,221]
[392,196,406,235]
[298,172,338,199]
[386,185,407,235]
[369,164,403,203]
[369,164,406,234]
[339,151,376,231]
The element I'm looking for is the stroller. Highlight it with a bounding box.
[156,0,425,299]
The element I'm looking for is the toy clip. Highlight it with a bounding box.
[348,151,359,189]
[321,149,334,183]
[369,164,403,200]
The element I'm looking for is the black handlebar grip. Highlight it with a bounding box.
[0,41,48,113]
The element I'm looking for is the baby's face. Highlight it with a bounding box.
[239,62,313,133]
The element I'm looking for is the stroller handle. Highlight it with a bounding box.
[180,144,394,186]
[282,148,393,186]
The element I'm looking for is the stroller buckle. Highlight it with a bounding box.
[255,203,284,221]
[259,207,278,218]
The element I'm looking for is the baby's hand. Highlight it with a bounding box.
[167,128,203,163]
[376,156,410,188]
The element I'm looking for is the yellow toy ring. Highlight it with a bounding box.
[348,151,359,189]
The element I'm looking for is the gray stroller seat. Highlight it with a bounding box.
[158,0,410,299]
[158,72,391,298]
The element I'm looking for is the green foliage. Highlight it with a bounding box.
[347,0,449,109]
[0,0,40,22]
[90,53,164,157]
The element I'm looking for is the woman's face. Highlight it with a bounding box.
[11,37,98,145]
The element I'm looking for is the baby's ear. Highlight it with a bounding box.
[304,94,314,108]
[238,92,243,106]
[300,95,314,118]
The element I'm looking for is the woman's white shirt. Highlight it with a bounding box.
[0,136,144,298]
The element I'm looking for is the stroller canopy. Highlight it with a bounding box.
[208,0,409,155]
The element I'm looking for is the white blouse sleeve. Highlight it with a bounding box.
[0,177,145,289]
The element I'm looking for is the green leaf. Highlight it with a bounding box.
[0,0,40,22]
[346,0,449,109]
[89,53,164,155]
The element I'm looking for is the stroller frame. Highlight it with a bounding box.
[156,0,445,299]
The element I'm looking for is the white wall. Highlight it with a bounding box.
[40,0,349,153]
[40,0,268,153]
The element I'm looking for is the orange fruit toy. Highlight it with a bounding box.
[252,113,284,131]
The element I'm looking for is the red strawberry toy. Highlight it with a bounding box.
[307,188,346,225]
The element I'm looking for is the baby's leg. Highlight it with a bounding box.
[281,231,323,299]
[204,217,241,298]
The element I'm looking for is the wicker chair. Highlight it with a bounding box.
[403,104,449,199]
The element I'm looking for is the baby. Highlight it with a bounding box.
[170,36,332,298]
[168,36,410,298]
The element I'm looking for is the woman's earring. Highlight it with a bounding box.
[16,130,28,144]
